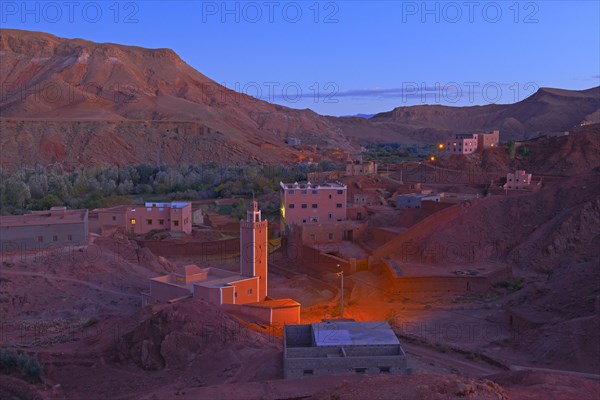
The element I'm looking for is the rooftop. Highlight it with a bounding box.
[280,181,346,190]
[243,298,301,309]
[0,208,88,227]
[312,321,399,346]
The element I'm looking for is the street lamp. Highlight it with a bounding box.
[336,264,344,319]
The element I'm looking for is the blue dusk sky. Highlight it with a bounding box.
[1,0,599,116]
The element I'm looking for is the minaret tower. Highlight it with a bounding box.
[240,201,268,300]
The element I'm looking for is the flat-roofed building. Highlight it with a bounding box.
[396,193,441,208]
[90,201,192,235]
[283,320,407,378]
[477,129,500,150]
[143,201,300,325]
[280,182,347,230]
[446,133,478,154]
[504,170,532,190]
[0,207,88,252]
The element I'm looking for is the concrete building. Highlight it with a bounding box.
[1,207,88,252]
[477,129,500,150]
[446,133,479,154]
[396,193,441,208]
[89,201,192,235]
[143,201,300,325]
[283,320,407,378]
[504,170,532,190]
[280,181,347,229]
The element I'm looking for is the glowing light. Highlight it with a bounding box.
[430,156,435,161]
[438,143,444,149]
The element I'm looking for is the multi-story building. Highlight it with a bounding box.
[477,129,500,150]
[143,201,300,325]
[504,170,532,190]
[445,133,479,154]
[89,201,192,235]
[280,182,347,229]
[445,130,500,154]
[345,159,378,176]
[0,207,88,252]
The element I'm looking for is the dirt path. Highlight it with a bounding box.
[402,342,504,377]
[0,268,138,298]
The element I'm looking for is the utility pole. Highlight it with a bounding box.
[336,264,344,319]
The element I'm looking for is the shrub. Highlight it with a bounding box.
[23,355,43,381]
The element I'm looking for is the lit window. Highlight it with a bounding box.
[131,219,136,225]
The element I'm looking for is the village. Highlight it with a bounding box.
[0,129,552,381]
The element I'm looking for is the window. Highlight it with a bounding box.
[301,204,307,209]
[354,368,367,374]
[53,235,58,242]
[328,233,334,240]
[329,213,332,219]
[159,219,165,225]
[174,220,179,226]
[289,190,295,194]
[68,235,72,241]
[146,219,153,225]
[301,189,307,195]
[37,236,43,243]
[131,219,136,225]
[112,216,116,221]
[379,366,391,373]
[337,190,343,195]
[328,194,332,199]
[302,219,306,223]
[311,204,318,208]
[336,203,342,208]
[184,218,189,224]
[248,288,253,295]
[234,292,238,298]
[312,189,318,194]
[309,234,316,241]
[289,204,295,209]
[303,369,314,376]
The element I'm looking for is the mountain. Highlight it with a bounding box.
[364,87,600,142]
[0,29,355,167]
[0,29,598,168]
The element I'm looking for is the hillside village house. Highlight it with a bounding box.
[445,130,500,154]
[0,207,88,252]
[143,201,300,325]
[279,182,347,229]
[504,170,532,190]
[345,157,378,176]
[89,201,192,235]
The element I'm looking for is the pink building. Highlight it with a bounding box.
[504,170,532,190]
[143,201,300,325]
[90,201,192,235]
[477,130,500,150]
[280,181,347,229]
[446,134,479,154]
